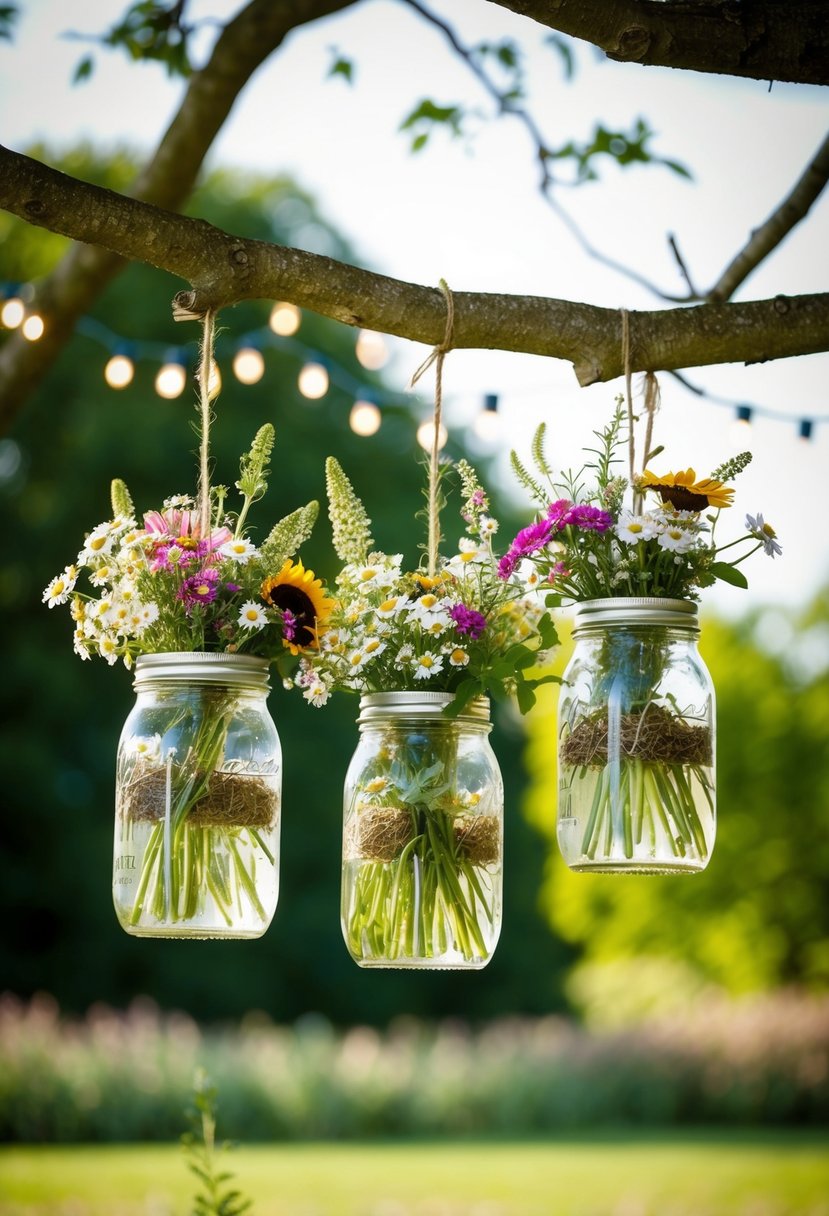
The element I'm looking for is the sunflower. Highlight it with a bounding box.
[260,560,335,654]
[639,468,734,511]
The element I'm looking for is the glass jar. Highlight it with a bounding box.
[113,652,281,938]
[342,692,503,969]
[557,598,715,874]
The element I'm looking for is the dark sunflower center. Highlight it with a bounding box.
[658,486,708,512]
[263,585,317,644]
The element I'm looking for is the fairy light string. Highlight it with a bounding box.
[409,279,455,576]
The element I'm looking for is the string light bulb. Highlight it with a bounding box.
[473,393,500,441]
[207,359,222,400]
[416,419,448,452]
[104,352,134,389]
[355,329,389,370]
[799,419,814,442]
[232,346,265,385]
[21,313,45,341]
[1,297,25,329]
[269,301,301,337]
[298,361,329,399]
[155,358,187,399]
[349,398,381,436]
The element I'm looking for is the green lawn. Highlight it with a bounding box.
[1,1134,828,1216]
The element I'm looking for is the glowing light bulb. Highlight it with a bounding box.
[233,347,265,385]
[21,313,44,341]
[730,404,752,445]
[416,420,448,452]
[104,353,134,389]
[355,329,389,370]
[473,394,500,442]
[1,298,25,329]
[799,419,814,442]
[207,360,222,399]
[298,362,329,399]
[269,302,301,336]
[349,399,381,436]
[155,362,187,399]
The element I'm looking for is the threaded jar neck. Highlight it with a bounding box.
[357,690,491,727]
[572,597,699,636]
[132,651,271,692]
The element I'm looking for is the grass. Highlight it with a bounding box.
[1,1133,829,1216]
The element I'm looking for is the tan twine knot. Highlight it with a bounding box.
[409,279,456,577]
[620,309,661,513]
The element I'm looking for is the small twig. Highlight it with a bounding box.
[709,128,829,302]
[667,233,701,300]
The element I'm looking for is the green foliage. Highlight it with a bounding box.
[257,501,319,575]
[110,477,135,519]
[525,597,829,994]
[0,4,18,41]
[399,99,465,153]
[327,49,354,84]
[70,1,194,83]
[182,1071,252,1216]
[712,451,753,482]
[547,117,692,183]
[545,32,575,81]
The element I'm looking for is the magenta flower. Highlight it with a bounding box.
[177,568,220,612]
[449,603,488,639]
[498,518,555,579]
[546,498,573,525]
[548,561,571,582]
[282,608,298,643]
[560,504,613,532]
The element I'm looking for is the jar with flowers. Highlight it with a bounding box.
[502,396,781,875]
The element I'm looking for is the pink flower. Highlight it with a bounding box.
[177,568,220,612]
[498,518,555,580]
[560,504,613,532]
[143,508,232,551]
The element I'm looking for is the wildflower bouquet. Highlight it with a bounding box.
[44,423,324,936]
[293,455,558,966]
[504,403,781,873]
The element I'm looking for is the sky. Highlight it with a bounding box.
[1,0,829,620]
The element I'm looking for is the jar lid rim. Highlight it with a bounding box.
[358,690,490,723]
[133,651,270,688]
[572,597,699,630]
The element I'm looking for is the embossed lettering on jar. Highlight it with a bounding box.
[557,599,715,874]
[113,652,281,937]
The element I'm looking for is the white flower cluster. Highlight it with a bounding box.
[43,514,159,666]
[615,506,708,556]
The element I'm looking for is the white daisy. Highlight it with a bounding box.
[80,524,115,561]
[303,681,331,708]
[658,526,695,554]
[413,651,444,680]
[746,513,782,558]
[376,595,406,618]
[446,646,470,667]
[361,637,387,660]
[98,633,121,665]
[42,566,78,607]
[479,516,499,536]
[89,564,114,587]
[129,733,163,763]
[396,644,415,666]
[140,602,159,628]
[220,537,258,564]
[615,512,659,544]
[516,559,543,591]
[238,601,268,630]
[73,629,91,660]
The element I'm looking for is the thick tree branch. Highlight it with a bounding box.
[708,129,829,302]
[0,0,352,428]
[2,142,828,419]
[488,0,829,87]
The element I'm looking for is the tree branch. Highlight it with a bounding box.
[488,0,829,87]
[708,128,829,302]
[0,0,352,429]
[2,143,827,419]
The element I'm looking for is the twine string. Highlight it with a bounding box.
[197,309,217,539]
[409,279,455,577]
[621,308,635,486]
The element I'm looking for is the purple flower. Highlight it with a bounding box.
[225,582,241,593]
[546,498,573,525]
[497,518,555,579]
[449,603,488,640]
[560,504,614,532]
[177,567,220,612]
[282,608,298,643]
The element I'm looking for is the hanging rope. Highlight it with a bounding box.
[409,279,455,577]
[620,308,635,486]
[196,310,217,539]
[642,370,661,473]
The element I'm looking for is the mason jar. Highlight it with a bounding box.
[342,691,503,969]
[113,652,281,938]
[557,598,715,874]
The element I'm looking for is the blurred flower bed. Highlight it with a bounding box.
[2,989,827,1142]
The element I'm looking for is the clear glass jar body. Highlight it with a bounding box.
[557,599,715,875]
[342,692,503,969]
[113,653,281,938]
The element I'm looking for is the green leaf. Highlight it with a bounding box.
[442,679,481,719]
[708,562,749,589]
[411,132,429,153]
[515,678,537,716]
[327,52,354,84]
[545,33,575,80]
[73,54,94,83]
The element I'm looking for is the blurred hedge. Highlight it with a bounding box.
[2,991,827,1142]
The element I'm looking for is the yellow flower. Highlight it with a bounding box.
[260,559,334,655]
[639,468,734,511]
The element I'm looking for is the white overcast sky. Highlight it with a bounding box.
[2,0,829,616]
